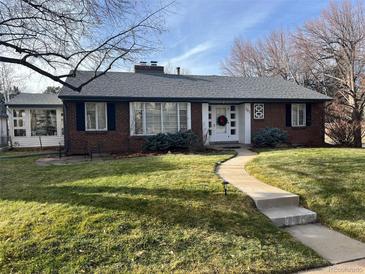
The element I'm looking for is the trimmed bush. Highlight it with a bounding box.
[252,128,288,148]
[143,130,200,152]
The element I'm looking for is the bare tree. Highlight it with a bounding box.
[0,0,172,91]
[295,0,365,147]
[222,31,303,81]
[43,86,61,95]
[0,63,21,102]
[264,31,299,82]
[222,31,338,96]
[221,38,266,77]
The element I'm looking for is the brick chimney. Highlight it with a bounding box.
[134,61,164,74]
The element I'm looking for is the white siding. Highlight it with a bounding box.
[244,103,251,144]
[0,117,8,146]
[0,117,7,138]
[11,136,64,148]
[8,106,64,148]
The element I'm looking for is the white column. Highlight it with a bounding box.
[238,104,245,144]
[25,109,31,137]
[129,102,135,135]
[201,103,209,145]
[56,108,63,137]
[7,107,13,139]
[244,103,251,144]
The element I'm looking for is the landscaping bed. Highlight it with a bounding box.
[246,148,365,243]
[0,152,326,272]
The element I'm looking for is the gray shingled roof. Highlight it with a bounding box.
[6,93,62,107]
[59,71,332,102]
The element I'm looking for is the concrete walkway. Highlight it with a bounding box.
[217,148,365,265]
[218,149,317,227]
[299,259,365,273]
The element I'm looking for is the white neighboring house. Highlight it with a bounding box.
[0,102,8,147]
[6,93,64,148]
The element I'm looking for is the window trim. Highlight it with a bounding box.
[84,102,108,131]
[13,109,27,137]
[291,103,306,127]
[130,102,191,136]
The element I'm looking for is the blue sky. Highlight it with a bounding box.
[26,0,332,92]
[150,0,330,75]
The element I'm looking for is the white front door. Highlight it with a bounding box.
[209,105,239,142]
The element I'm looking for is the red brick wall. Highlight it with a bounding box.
[64,101,203,154]
[251,102,325,146]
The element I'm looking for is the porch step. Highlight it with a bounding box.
[208,142,242,149]
[209,141,239,145]
[255,194,299,210]
[261,206,317,227]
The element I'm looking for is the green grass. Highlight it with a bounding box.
[246,148,365,243]
[0,153,326,273]
[0,149,58,159]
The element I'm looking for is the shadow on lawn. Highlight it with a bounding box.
[0,156,272,236]
[0,183,265,235]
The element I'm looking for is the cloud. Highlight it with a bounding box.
[167,41,214,64]
[159,1,282,75]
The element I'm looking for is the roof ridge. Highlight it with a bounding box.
[72,70,286,79]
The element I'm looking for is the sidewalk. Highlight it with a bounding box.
[217,148,365,265]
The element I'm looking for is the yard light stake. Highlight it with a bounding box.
[223,181,229,195]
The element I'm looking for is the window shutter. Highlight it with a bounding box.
[285,104,292,127]
[306,103,312,127]
[107,102,116,131]
[76,102,85,131]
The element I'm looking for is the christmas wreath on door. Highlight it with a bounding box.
[217,115,228,126]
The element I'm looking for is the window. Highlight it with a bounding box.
[292,104,306,127]
[229,105,237,136]
[179,103,188,131]
[146,102,161,134]
[31,109,57,136]
[254,104,264,119]
[13,109,26,136]
[85,102,107,131]
[131,102,190,135]
[163,103,178,133]
[133,102,144,134]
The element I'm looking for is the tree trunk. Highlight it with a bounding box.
[352,109,363,147]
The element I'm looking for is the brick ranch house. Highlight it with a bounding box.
[59,64,331,154]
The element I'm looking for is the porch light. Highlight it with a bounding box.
[222,181,229,195]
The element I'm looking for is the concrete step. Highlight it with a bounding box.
[255,194,299,210]
[261,206,317,227]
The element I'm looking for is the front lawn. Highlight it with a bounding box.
[246,148,365,242]
[0,153,325,273]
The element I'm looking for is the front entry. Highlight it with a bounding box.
[209,105,239,142]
